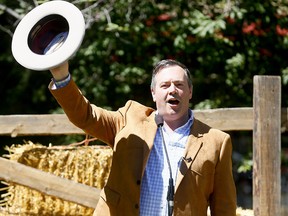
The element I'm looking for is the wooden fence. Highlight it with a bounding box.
[0,75,287,216]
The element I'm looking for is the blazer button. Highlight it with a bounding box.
[136,180,141,185]
[135,204,139,209]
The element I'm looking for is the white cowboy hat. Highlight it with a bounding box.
[11,0,85,71]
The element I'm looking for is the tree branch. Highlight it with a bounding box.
[0,24,13,37]
[0,3,23,20]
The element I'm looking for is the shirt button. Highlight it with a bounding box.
[136,180,141,185]
[135,204,139,209]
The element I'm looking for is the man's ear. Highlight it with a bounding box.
[189,86,193,99]
[151,88,156,102]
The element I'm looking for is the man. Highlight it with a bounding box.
[49,59,236,216]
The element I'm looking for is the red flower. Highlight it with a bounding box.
[157,14,171,21]
[187,35,196,43]
[259,48,272,57]
[242,22,256,34]
[276,25,288,36]
[226,16,235,24]
[145,16,155,26]
[242,21,265,36]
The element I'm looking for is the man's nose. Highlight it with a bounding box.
[168,83,177,94]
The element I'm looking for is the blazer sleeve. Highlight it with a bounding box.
[209,134,237,216]
[49,79,125,146]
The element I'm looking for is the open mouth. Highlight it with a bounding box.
[168,98,180,105]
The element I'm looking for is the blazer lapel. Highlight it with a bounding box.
[175,122,204,191]
[141,112,158,176]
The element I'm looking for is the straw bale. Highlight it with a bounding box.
[0,141,112,215]
[206,207,253,216]
[0,142,255,216]
[235,208,254,216]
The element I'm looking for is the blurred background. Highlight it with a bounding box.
[1,0,288,211]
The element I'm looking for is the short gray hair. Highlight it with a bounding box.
[150,59,193,89]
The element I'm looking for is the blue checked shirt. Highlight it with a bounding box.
[52,75,194,215]
[140,111,194,216]
[51,73,71,89]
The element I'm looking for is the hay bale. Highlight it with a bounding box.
[0,141,112,215]
[0,141,254,216]
[206,207,253,216]
[236,207,254,216]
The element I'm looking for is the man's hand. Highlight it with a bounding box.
[50,61,69,81]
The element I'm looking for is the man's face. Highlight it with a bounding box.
[151,65,192,123]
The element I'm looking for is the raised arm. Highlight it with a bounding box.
[49,61,69,81]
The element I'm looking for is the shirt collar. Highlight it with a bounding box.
[173,109,194,133]
[162,109,194,148]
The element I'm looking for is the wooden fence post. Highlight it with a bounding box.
[253,76,281,216]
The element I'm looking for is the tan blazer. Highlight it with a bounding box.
[50,80,237,216]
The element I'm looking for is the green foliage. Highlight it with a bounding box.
[1,0,288,111]
[237,157,253,173]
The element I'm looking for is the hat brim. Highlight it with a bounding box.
[11,0,85,71]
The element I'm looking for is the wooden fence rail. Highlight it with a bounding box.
[0,107,287,137]
[0,157,100,208]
